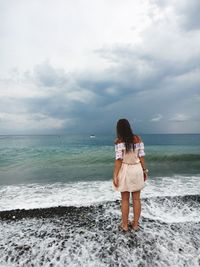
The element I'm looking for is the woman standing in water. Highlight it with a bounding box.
[113,119,148,232]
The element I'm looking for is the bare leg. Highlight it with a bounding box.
[131,191,141,229]
[120,191,130,230]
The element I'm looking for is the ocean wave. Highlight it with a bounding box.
[1,175,200,212]
[146,153,200,162]
[1,149,200,168]
[0,194,200,223]
[142,194,200,223]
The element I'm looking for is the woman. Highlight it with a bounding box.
[113,119,148,232]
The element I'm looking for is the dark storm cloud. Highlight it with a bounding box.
[33,60,68,87]
[178,1,200,31]
[153,0,200,30]
[1,0,200,134]
[2,40,199,133]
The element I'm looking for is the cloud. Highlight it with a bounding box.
[0,111,68,135]
[169,113,190,122]
[178,1,200,30]
[33,60,68,88]
[0,0,200,134]
[150,114,163,122]
[152,0,200,31]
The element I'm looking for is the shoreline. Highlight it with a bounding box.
[0,194,199,221]
[0,196,200,266]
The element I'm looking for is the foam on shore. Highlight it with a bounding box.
[0,197,200,267]
[0,175,200,211]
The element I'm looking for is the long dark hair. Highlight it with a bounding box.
[116,119,134,151]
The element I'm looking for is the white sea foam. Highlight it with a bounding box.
[0,175,200,212]
[0,176,200,267]
[142,197,200,223]
[0,181,118,211]
[142,175,200,198]
[0,202,200,267]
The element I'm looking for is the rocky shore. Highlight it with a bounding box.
[0,204,101,221]
[0,197,200,266]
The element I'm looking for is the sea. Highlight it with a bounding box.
[0,134,200,267]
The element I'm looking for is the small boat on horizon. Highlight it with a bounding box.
[90,134,96,138]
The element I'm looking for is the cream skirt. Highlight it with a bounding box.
[114,163,145,192]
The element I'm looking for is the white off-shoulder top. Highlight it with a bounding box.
[115,141,145,160]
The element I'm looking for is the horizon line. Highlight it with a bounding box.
[0,133,200,136]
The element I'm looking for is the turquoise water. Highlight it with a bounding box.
[0,134,199,185]
[0,134,200,266]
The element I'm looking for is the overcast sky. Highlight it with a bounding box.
[0,0,200,134]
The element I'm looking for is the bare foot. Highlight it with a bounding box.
[119,222,128,232]
[131,222,140,231]
[132,225,140,231]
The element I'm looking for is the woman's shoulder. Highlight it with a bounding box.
[133,134,142,143]
[114,138,124,145]
[115,135,143,144]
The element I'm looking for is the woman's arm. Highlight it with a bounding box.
[113,159,122,187]
[113,140,124,187]
[137,135,148,181]
[139,156,148,181]
[139,156,146,170]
